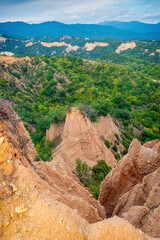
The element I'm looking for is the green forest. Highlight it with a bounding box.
[0,55,160,162]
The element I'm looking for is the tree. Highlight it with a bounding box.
[75,159,91,183]
[92,160,112,182]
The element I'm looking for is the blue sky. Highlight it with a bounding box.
[0,0,160,23]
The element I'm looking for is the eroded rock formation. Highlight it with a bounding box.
[93,115,124,154]
[52,108,117,171]
[99,139,160,238]
[0,101,155,240]
[46,122,64,142]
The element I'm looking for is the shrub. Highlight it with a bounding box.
[75,159,91,183]
[91,99,113,116]
[92,160,112,182]
[35,155,41,161]
[115,109,130,120]
[112,144,118,152]
[104,139,111,148]
[77,103,98,122]
[122,149,128,155]
[140,128,156,143]
[37,117,50,133]
[48,107,66,124]
[115,153,120,160]
[75,159,112,199]
[122,139,130,149]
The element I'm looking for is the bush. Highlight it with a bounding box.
[48,107,66,124]
[140,128,156,143]
[35,155,41,161]
[91,99,113,116]
[115,153,120,160]
[75,159,91,183]
[75,159,112,199]
[92,160,112,182]
[37,117,50,133]
[104,139,111,148]
[112,144,118,152]
[115,109,130,120]
[77,103,98,122]
[122,139,130,149]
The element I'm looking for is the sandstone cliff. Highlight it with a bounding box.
[52,108,117,171]
[99,139,160,238]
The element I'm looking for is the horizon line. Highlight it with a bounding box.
[0,20,160,25]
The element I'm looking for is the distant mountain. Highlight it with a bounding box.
[98,21,160,33]
[0,21,160,39]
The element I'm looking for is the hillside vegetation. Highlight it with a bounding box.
[0,35,160,64]
[0,55,160,161]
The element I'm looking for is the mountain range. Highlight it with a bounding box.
[0,21,160,39]
[98,21,160,33]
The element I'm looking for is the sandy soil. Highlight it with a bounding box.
[0,51,14,57]
[41,41,79,52]
[0,55,30,65]
[25,42,35,47]
[60,35,71,41]
[0,37,6,42]
[116,42,136,53]
[84,42,109,51]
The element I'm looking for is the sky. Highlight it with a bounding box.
[0,0,160,24]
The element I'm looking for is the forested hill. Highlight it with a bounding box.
[0,21,160,39]
[0,34,160,64]
[0,55,160,161]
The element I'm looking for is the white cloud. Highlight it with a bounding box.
[0,0,159,23]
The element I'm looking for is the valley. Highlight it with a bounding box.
[0,54,159,163]
[0,19,160,240]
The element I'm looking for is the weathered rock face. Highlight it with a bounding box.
[46,122,64,142]
[122,167,160,238]
[52,108,117,171]
[35,157,105,223]
[0,102,154,240]
[99,139,160,238]
[93,115,125,155]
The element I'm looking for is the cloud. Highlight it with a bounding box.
[0,0,159,23]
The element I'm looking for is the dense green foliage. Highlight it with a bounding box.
[0,55,160,161]
[75,159,112,199]
[101,53,160,79]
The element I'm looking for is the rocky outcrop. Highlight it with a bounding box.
[99,139,160,238]
[0,101,155,239]
[52,108,117,171]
